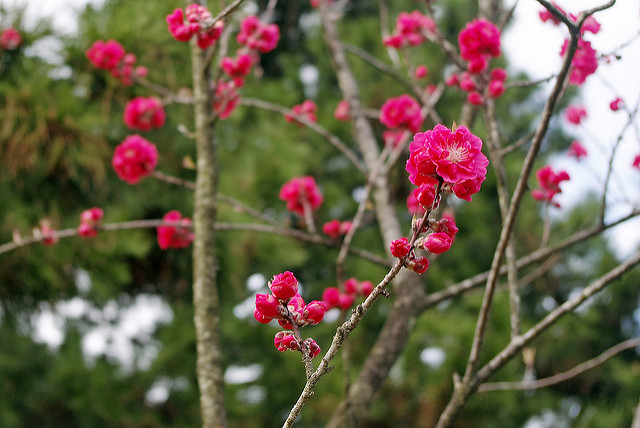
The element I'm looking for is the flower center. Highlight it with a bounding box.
[445,144,468,163]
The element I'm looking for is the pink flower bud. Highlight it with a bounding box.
[490,68,507,81]
[269,271,299,300]
[610,97,623,112]
[322,219,341,240]
[334,100,350,121]
[274,331,298,352]
[467,91,483,106]
[304,338,321,358]
[304,300,328,325]
[359,280,374,297]
[422,232,452,254]
[488,80,505,98]
[344,278,359,295]
[411,256,429,274]
[339,221,352,235]
[390,237,411,258]
[253,308,273,324]
[255,293,282,318]
[338,293,355,311]
[415,65,429,79]
[322,287,341,309]
[416,183,436,208]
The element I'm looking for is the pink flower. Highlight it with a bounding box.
[285,100,317,124]
[459,73,476,91]
[86,40,125,70]
[255,293,283,319]
[269,271,299,301]
[344,278,359,295]
[112,135,158,184]
[212,80,240,119]
[237,15,280,53]
[467,91,483,105]
[445,73,460,86]
[531,165,570,206]
[390,237,411,258]
[433,214,459,240]
[380,94,424,134]
[458,19,501,72]
[560,38,598,86]
[610,97,623,112]
[407,188,426,215]
[383,11,435,48]
[567,141,588,160]
[221,53,254,78]
[488,79,505,98]
[406,124,489,200]
[359,281,373,297]
[421,232,452,254]
[303,300,328,325]
[304,338,321,358]
[157,210,194,249]
[78,208,104,238]
[0,27,22,50]
[167,5,224,49]
[415,65,429,79]
[322,287,341,309]
[632,155,640,170]
[564,105,587,125]
[415,183,436,208]
[123,97,166,131]
[490,68,507,81]
[274,331,299,352]
[253,308,273,324]
[451,176,486,201]
[279,176,323,216]
[334,100,350,121]
[338,293,355,311]
[322,220,350,240]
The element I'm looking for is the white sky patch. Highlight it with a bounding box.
[224,363,264,384]
[420,346,446,369]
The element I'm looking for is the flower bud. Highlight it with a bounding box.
[344,278,359,295]
[422,232,452,254]
[390,237,411,258]
[322,287,341,309]
[269,271,298,300]
[253,308,273,324]
[304,300,328,325]
[255,293,282,318]
[304,338,321,358]
[274,331,298,352]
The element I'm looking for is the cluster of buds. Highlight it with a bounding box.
[157,211,194,250]
[322,278,373,311]
[78,208,104,238]
[383,11,436,49]
[390,215,459,274]
[166,4,224,49]
[85,39,148,86]
[254,271,327,358]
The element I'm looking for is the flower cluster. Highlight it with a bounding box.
[406,124,489,201]
[78,208,104,238]
[123,97,166,131]
[279,176,323,217]
[254,271,326,358]
[166,4,224,49]
[458,18,501,74]
[383,11,435,49]
[564,105,587,125]
[236,15,280,53]
[285,100,317,125]
[567,141,587,161]
[531,165,570,207]
[157,211,194,249]
[111,135,158,184]
[0,27,22,50]
[560,38,598,86]
[86,40,148,86]
[389,215,459,274]
[322,278,373,312]
[221,53,254,83]
[322,219,352,240]
[379,95,424,146]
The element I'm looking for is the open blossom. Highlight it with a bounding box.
[285,100,317,124]
[406,124,489,201]
[112,135,158,184]
[380,94,424,134]
[1,27,22,50]
[237,15,280,53]
[157,210,193,249]
[560,38,598,86]
[383,11,435,49]
[531,165,570,206]
[78,208,104,238]
[123,97,166,131]
[279,176,323,216]
[567,141,588,160]
[458,19,501,73]
[564,105,587,125]
[86,40,146,86]
[221,53,254,79]
[166,5,224,49]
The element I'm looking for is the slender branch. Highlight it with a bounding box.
[342,43,414,94]
[239,97,366,173]
[478,337,640,392]
[633,394,640,428]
